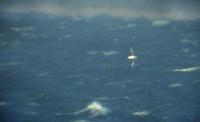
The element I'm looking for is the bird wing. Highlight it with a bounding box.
[131,60,135,68]
[130,48,134,55]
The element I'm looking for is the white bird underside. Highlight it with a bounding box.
[128,48,137,68]
[128,55,137,60]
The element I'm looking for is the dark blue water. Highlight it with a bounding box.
[0,14,200,122]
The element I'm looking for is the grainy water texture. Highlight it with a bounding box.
[0,13,200,122]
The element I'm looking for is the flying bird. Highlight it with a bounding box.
[128,48,137,68]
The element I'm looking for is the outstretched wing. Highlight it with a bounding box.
[130,48,134,55]
[131,60,135,68]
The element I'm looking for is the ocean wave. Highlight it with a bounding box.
[69,101,110,117]
[172,66,200,72]
[132,110,150,117]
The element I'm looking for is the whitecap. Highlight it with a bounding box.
[180,38,192,43]
[118,23,137,29]
[38,72,49,77]
[87,51,99,55]
[21,32,36,37]
[70,101,110,117]
[152,20,169,26]
[96,96,129,101]
[102,51,119,56]
[126,23,137,28]
[132,111,150,117]
[21,26,35,31]
[88,50,119,56]
[191,54,199,58]
[54,112,65,116]
[162,116,168,120]
[104,82,121,86]
[10,26,35,32]
[113,38,118,42]
[10,27,21,32]
[172,66,200,72]
[168,83,182,88]
[181,48,190,53]
[71,120,89,122]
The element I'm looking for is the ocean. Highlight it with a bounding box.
[0,13,200,122]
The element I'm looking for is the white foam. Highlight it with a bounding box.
[20,32,36,37]
[38,72,49,77]
[104,82,121,86]
[71,101,110,117]
[87,51,99,55]
[10,27,21,32]
[10,27,35,32]
[54,112,65,116]
[180,38,192,43]
[168,83,182,88]
[118,23,137,29]
[152,20,169,26]
[191,54,199,58]
[132,111,150,117]
[162,116,168,120]
[96,96,129,101]
[71,120,89,122]
[181,48,190,53]
[126,24,137,28]
[20,32,47,39]
[172,66,200,72]
[87,50,119,56]
[102,51,119,56]
[113,38,118,42]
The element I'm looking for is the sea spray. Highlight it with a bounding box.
[69,101,110,117]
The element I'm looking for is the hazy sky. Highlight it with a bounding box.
[0,0,200,20]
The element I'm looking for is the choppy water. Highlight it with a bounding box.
[0,14,200,122]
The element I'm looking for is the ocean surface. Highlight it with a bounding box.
[0,13,200,122]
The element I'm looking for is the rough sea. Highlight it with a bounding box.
[0,13,200,122]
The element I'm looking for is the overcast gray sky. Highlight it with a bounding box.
[0,0,200,20]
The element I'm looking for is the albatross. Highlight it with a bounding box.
[128,48,137,68]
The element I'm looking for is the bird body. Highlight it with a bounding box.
[128,55,137,60]
[128,48,137,67]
